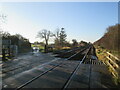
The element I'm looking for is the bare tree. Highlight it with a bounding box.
[0,14,7,31]
[53,28,67,49]
[54,28,60,40]
[53,28,60,49]
[37,29,53,52]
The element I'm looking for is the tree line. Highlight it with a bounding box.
[37,28,68,52]
[94,24,120,51]
[37,28,88,52]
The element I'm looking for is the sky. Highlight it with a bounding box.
[0,2,118,43]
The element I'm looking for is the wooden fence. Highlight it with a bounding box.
[103,52,120,79]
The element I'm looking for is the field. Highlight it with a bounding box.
[31,44,44,49]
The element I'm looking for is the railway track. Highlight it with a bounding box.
[3,45,117,89]
[57,45,89,58]
[1,45,89,75]
[1,53,58,75]
[2,52,52,68]
[2,45,93,89]
[62,46,91,89]
[1,58,60,74]
[10,46,91,89]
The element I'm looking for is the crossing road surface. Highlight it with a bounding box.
[1,47,118,89]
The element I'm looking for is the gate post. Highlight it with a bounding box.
[2,48,6,61]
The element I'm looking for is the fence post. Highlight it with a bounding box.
[2,48,6,61]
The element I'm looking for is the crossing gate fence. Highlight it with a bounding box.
[103,52,120,83]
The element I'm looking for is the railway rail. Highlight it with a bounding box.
[1,58,60,74]
[57,45,89,58]
[1,45,89,75]
[62,46,91,89]
[2,44,118,89]
[13,46,91,89]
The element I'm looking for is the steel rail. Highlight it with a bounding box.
[1,58,60,74]
[62,46,91,89]
[61,45,89,56]
[1,46,88,74]
[15,46,89,90]
[15,63,62,90]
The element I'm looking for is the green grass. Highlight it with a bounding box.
[31,44,44,49]
[31,44,45,52]
[95,45,120,86]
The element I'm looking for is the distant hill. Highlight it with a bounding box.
[94,24,120,51]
